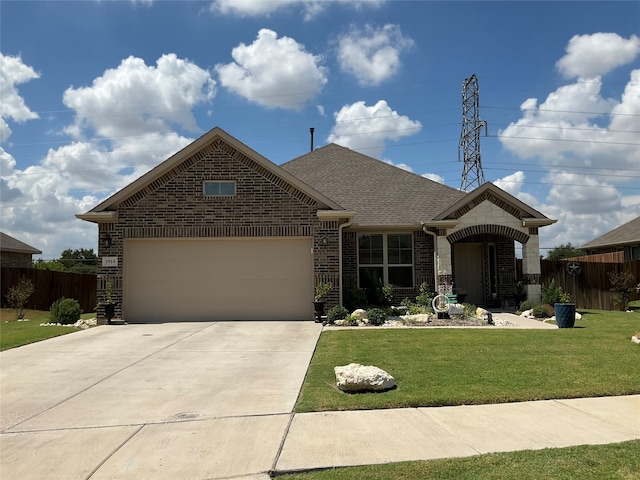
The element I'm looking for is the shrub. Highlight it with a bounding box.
[6,276,35,319]
[366,308,387,326]
[343,287,367,312]
[327,305,349,324]
[462,303,477,318]
[519,300,539,312]
[609,271,636,311]
[541,279,563,305]
[531,304,554,318]
[344,314,359,326]
[50,298,82,325]
[416,282,434,307]
[382,284,394,306]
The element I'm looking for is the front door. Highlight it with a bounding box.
[454,243,484,305]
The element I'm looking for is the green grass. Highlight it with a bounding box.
[0,309,96,351]
[277,439,640,480]
[295,309,640,412]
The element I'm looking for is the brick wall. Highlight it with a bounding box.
[0,252,33,268]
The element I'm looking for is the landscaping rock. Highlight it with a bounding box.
[351,309,367,320]
[476,307,489,317]
[334,363,395,392]
[632,335,640,345]
[449,304,464,316]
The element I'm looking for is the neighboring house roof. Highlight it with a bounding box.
[78,127,344,222]
[281,143,467,227]
[581,216,640,249]
[0,232,42,254]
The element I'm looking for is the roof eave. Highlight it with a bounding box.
[76,212,118,224]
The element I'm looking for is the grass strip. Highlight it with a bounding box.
[277,439,640,480]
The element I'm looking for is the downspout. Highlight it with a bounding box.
[422,224,439,291]
[339,216,354,306]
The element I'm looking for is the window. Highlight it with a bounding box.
[204,181,236,197]
[358,233,413,288]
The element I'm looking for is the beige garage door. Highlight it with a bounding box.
[124,237,313,322]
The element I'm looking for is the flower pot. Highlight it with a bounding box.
[104,303,116,324]
[554,303,575,328]
[313,300,325,323]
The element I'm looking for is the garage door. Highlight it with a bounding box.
[124,237,313,322]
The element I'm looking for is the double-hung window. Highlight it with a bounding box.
[358,233,413,288]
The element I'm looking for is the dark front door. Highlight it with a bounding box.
[454,243,484,305]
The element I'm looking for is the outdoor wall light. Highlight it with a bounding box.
[101,233,112,249]
[321,235,328,246]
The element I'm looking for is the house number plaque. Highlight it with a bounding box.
[102,257,118,267]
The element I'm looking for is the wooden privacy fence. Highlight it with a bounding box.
[540,259,640,310]
[1,268,97,312]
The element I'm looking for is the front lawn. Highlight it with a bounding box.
[278,439,640,480]
[0,309,95,351]
[295,309,640,412]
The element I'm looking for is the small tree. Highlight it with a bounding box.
[6,276,35,319]
[546,243,585,261]
[608,271,636,311]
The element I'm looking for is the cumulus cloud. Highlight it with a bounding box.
[328,100,421,158]
[210,0,384,20]
[63,54,216,140]
[498,33,640,253]
[1,54,213,257]
[337,24,414,86]
[556,33,640,78]
[216,29,327,109]
[499,72,639,173]
[422,172,445,184]
[0,53,40,142]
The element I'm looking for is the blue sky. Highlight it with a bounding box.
[1,0,639,259]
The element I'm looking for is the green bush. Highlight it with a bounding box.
[344,287,367,312]
[50,298,82,325]
[519,300,539,312]
[327,305,349,324]
[531,304,554,318]
[415,282,434,307]
[542,279,563,305]
[463,303,477,318]
[609,271,636,311]
[366,308,387,326]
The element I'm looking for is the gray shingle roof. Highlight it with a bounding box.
[0,232,42,254]
[280,143,466,227]
[581,216,640,249]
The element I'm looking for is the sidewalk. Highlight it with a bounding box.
[275,395,640,473]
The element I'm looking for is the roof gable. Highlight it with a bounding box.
[281,143,466,227]
[0,232,42,254]
[433,182,552,223]
[85,127,342,215]
[581,216,640,249]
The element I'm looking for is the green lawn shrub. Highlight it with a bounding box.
[519,299,539,312]
[49,298,82,325]
[531,304,554,318]
[366,308,387,325]
[327,305,349,324]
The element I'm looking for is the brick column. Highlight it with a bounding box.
[436,232,453,294]
[522,234,541,303]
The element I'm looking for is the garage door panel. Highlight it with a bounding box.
[124,238,313,322]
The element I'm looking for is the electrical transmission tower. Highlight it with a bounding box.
[459,74,488,191]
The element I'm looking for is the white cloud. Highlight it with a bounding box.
[422,172,445,184]
[546,173,621,215]
[493,171,540,208]
[337,24,414,86]
[216,29,327,109]
[328,100,421,158]
[63,54,216,140]
[1,54,212,258]
[210,0,384,20]
[0,53,40,143]
[556,33,640,78]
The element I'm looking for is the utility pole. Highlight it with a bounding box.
[459,74,488,191]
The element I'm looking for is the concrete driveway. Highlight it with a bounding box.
[1,321,322,479]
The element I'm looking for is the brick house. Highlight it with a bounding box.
[0,232,42,268]
[77,127,555,323]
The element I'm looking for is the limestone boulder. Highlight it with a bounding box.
[334,363,396,392]
[351,309,368,320]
